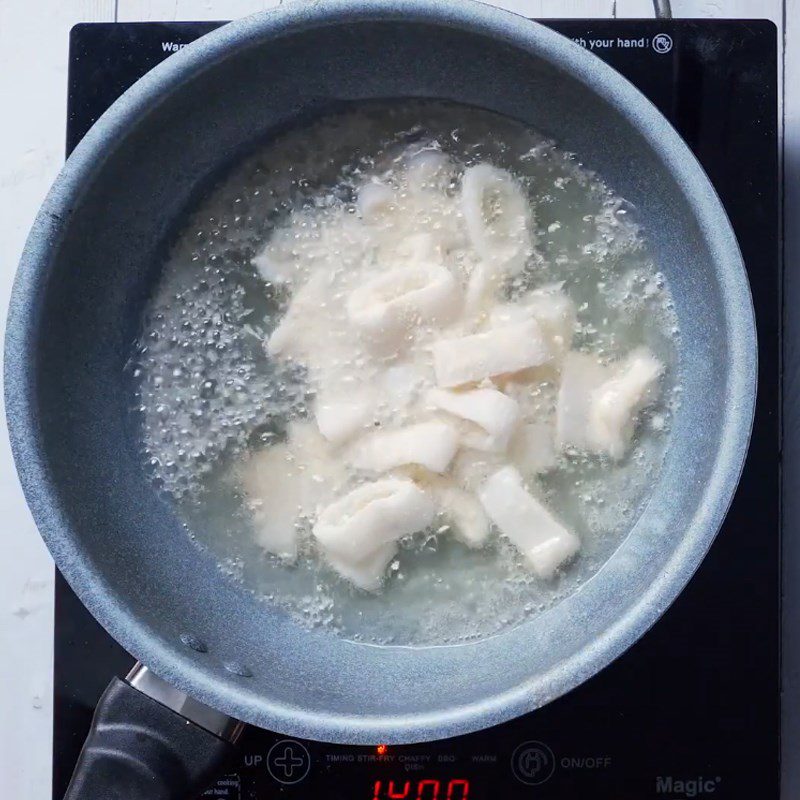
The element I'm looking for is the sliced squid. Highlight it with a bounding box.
[392,233,442,262]
[346,263,460,346]
[509,420,558,475]
[555,351,609,451]
[239,443,304,560]
[427,386,520,452]
[380,363,426,407]
[491,284,576,358]
[478,466,580,578]
[252,225,302,285]
[450,448,507,493]
[437,482,492,547]
[556,348,663,459]
[432,318,550,388]
[463,262,491,319]
[587,347,663,459]
[461,164,533,275]
[267,270,336,361]
[323,541,398,591]
[405,148,453,192]
[357,181,396,222]
[313,478,436,562]
[348,420,459,474]
[315,392,376,446]
[238,422,347,560]
[403,469,492,548]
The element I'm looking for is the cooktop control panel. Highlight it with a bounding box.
[58,18,779,800]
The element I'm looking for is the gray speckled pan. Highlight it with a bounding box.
[4,0,755,744]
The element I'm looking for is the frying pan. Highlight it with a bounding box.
[4,1,756,797]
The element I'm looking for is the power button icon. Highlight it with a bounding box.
[511,741,556,785]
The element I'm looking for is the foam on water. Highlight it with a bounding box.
[131,102,680,646]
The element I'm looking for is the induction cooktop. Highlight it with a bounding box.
[56,18,779,800]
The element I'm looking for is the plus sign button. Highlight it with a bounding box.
[266,739,311,784]
[511,741,555,785]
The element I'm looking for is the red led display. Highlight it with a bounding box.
[372,779,470,800]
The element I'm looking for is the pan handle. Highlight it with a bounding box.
[63,664,244,800]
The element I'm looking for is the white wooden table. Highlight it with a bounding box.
[0,0,796,796]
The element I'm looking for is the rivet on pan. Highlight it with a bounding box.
[224,661,253,677]
[180,633,208,653]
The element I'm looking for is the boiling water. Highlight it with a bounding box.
[131,102,679,646]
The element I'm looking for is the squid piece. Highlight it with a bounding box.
[239,442,304,560]
[491,284,576,357]
[267,270,335,360]
[463,262,491,320]
[315,392,376,446]
[460,164,533,275]
[380,363,426,409]
[313,478,436,562]
[405,148,453,192]
[346,263,461,346]
[357,181,396,222]
[323,541,399,591]
[238,422,347,560]
[522,285,577,356]
[437,482,492,547]
[450,448,507,493]
[556,348,663,459]
[432,318,551,388]
[478,466,580,578]
[427,386,520,452]
[252,225,302,285]
[555,351,608,451]
[399,469,492,549]
[509,420,558,475]
[588,347,663,459]
[348,420,460,474]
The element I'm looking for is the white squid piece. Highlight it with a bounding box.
[313,478,436,563]
[346,263,461,346]
[267,270,336,361]
[556,348,663,459]
[432,318,551,388]
[315,391,376,446]
[380,362,427,409]
[436,482,492,547]
[405,148,453,192]
[478,466,580,578]
[252,225,302,285]
[461,163,533,275]
[357,181,396,222]
[588,347,663,459]
[509,420,558,475]
[555,351,609,451]
[239,442,304,560]
[491,284,576,358]
[450,448,507,493]
[323,542,399,591]
[238,422,347,561]
[348,420,459,474]
[427,386,520,452]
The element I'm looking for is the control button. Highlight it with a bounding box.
[511,741,555,785]
[267,739,311,784]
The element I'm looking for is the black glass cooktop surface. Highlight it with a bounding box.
[56,18,779,800]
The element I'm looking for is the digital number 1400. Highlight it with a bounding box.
[372,779,469,800]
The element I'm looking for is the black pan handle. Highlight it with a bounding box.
[63,665,244,800]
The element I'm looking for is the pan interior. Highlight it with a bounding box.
[132,100,680,647]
